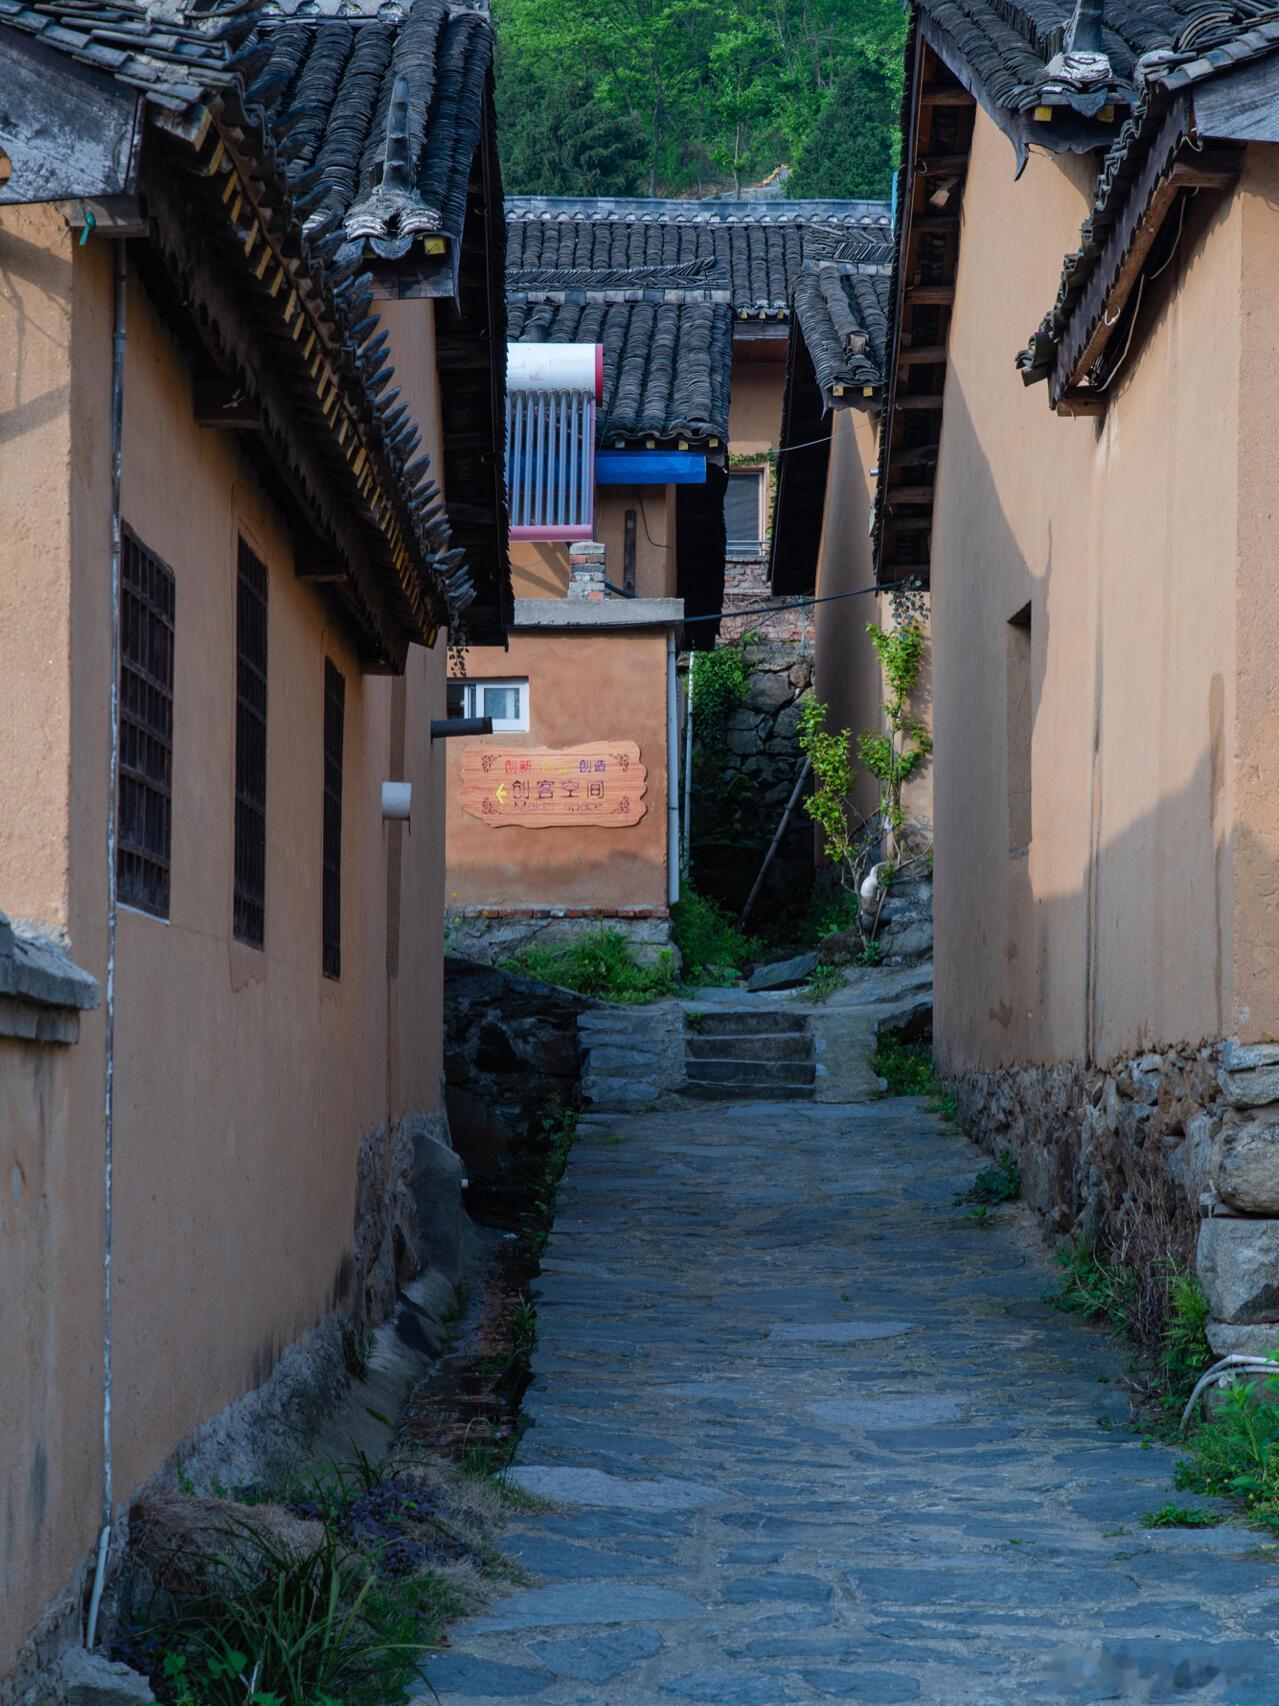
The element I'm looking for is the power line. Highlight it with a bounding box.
[683,579,890,625]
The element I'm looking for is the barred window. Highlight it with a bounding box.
[322,658,345,981]
[118,530,175,918]
[234,538,268,947]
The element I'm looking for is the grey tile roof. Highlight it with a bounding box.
[0,0,240,108]
[792,256,893,404]
[0,0,501,653]
[916,0,1279,124]
[1017,13,1279,395]
[507,196,893,318]
[255,0,493,259]
[507,271,733,444]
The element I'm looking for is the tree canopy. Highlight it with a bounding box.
[493,0,905,201]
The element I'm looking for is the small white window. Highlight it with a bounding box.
[447,677,530,733]
[725,469,765,553]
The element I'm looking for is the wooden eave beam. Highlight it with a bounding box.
[886,485,936,504]
[194,375,262,428]
[921,88,972,106]
[1058,148,1240,403]
[894,393,945,411]
[898,345,948,365]
[905,284,956,305]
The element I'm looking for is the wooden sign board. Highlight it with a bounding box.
[460,742,647,828]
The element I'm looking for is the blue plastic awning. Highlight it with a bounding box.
[595,451,707,486]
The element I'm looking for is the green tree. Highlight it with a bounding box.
[789,50,900,198]
[496,59,646,197]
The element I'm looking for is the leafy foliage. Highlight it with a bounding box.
[873,1034,941,1097]
[955,1149,1021,1209]
[137,1521,428,1706]
[1175,1354,1279,1525]
[803,963,844,1003]
[691,641,750,791]
[1141,1503,1222,1529]
[797,586,931,954]
[501,929,677,1003]
[1049,1246,1212,1415]
[493,0,907,198]
[860,586,932,858]
[789,50,900,198]
[671,886,758,986]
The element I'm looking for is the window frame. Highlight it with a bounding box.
[234,536,269,949]
[725,467,766,554]
[448,677,530,734]
[321,658,345,982]
[117,526,176,920]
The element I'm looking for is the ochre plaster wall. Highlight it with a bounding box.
[377,299,449,1113]
[597,486,676,598]
[812,409,934,846]
[0,205,75,932]
[509,489,675,600]
[0,230,450,1674]
[0,206,109,1677]
[1231,146,1279,1044]
[728,355,785,452]
[444,629,670,910]
[931,107,1239,1077]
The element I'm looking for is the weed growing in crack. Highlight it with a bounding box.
[1142,1503,1223,1529]
[955,1149,1020,1214]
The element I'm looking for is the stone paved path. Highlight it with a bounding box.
[419,1100,1279,1704]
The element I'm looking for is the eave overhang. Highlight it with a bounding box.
[873,27,975,589]
[1018,82,1244,411]
[142,94,460,671]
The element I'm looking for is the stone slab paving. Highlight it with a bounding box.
[415,1100,1279,1705]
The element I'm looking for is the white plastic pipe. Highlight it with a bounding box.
[507,342,603,401]
[382,781,412,821]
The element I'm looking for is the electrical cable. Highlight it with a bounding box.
[684,577,891,625]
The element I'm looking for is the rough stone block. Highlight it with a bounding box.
[1197,1216,1279,1323]
[1167,1111,1220,1207]
[410,1127,466,1279]
[748,952,819,992]
[1206,1320,1279,1359]
[1216,1116,1279,1214]
[1219,1045,1279,1109]
[54,1648,156,1705]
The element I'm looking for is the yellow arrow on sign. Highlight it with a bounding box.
[495,782,507,804]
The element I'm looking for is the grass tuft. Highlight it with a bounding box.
[501,929,676,1004]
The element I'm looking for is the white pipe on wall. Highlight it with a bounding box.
[667,628,680,908]
[87,238,127,1653]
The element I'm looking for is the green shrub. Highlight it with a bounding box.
[671,888,757,986]
[874,1035,941,1096]
[143,1523,424,1706]
[955,1149,1020,1208]
[1049,1243,1139,1336]
[502,930,676,1003]
[1176,1362,1279,1522]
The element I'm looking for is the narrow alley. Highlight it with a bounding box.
[423,1098,1279,1705]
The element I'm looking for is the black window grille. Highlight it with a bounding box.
[118,530,175,918]
[322,658,345,981]
[234,538,268,947]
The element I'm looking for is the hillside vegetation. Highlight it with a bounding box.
[494,0,905,201]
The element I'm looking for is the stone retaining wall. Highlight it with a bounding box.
[956,1039,1279,1358]
[694,638,813,914]
[445,908,675,970]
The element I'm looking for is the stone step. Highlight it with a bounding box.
[686,1010,807,1038]
[686,1032,812,1063]
[684,1058,817,1087]
[680,1080,815,1101]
